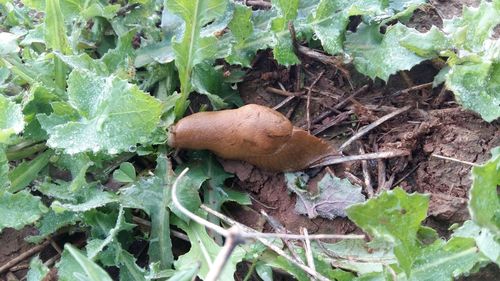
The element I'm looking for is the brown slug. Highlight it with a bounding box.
[168,104,338,172]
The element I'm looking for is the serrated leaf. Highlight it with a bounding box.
[443,0,500,52]
[27,210,80,243]
[84,206,126,259]
[320,239,396,274]
[44,0,70,54]
[469,147,500,232]
[347,187,429,275]
[270,0,300,66]
[0,191,48,231]
[408,237,484,281]
[308,0,352,55]
[0,94,24,144]
[57,244,113,281]
[113,162,136,183]
[191,63,242,110]
[400,26,451,58]
[286,172,365,219]
[345,23,426,81]
[38,70,163,154]
[36,179,78,202]
[51,184,117,212]
[117,250,147,281]
[56,153,94,192]
[453,220,499,265]
[26,256,49,281]
[172,214,246,280]
[119,154,174,269]
[0,32,20,55]
[101,30,136,75]
[446,61,500,122]
[166,0,231,117]
[224,8,275,67]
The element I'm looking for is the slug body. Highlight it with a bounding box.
[168,104,337,172]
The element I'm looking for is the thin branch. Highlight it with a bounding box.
[200,205,333,281]
[132,216,190,241]
[301,228,316,276]
[360,146,374,198]
[172,168,230,237]
[297,45,349,78]
[205,227,244,281]
[0,240,50,274]
[339,105,411,151]
[273,95,295,110]
[311,150,410,168]
[306,70,326,132]
[431,154,478,166]
[392,82,433,96]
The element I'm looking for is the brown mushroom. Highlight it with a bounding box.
[168,104,338,172]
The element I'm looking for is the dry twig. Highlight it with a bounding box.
[0,240,51,274]
[311,150,410,168]
[306,70,326,132]
[339,105,411,151]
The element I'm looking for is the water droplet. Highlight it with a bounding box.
[128,145,137,152]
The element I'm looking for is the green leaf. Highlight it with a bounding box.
[38,70,163,155]
[0,94,24,144]
[170,167,204,222]
[0,190,48,231]
[56,153,94,192]
[468,147,500,232]
[85,206,127,259]
[347,187,429,275]
[320,239,396,274]
[27,210,80,243]
[0,146,8,189]
[101,30,136,75]
[270,0,300,66]
[113,162,136,183]
[8,150,53,193]
[51,184,117,213]
[166,0,231,117]
[453,220,499,265]
[286,172,365,219]
[27,256,49,281]
[345,23,426,81]
[119,154,174,269]
[446,61,500,122]
[44,0,70,53]
[191,63,242,110]
[57,244,113,281]
[443,0,500,52]
[400,26,451,58]
[308,0,352,55]
[0,32,20,55]
[117,250,147,281]
[408,237,484,281]
[224,7,275,67]
[172,214,246,280]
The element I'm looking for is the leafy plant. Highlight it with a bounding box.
[0,0,498,280]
